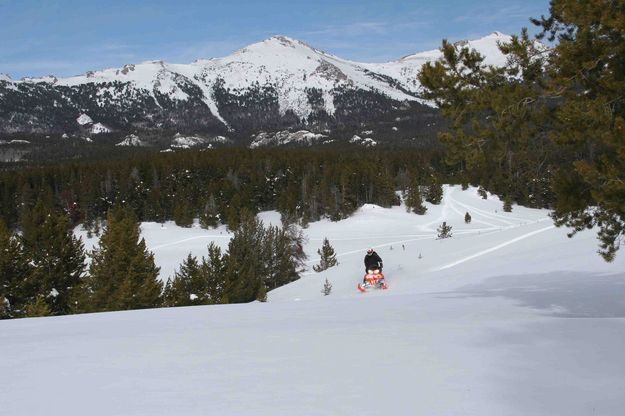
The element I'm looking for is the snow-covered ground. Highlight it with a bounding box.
[3,186,625,415]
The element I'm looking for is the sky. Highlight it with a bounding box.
[0,0,550,79]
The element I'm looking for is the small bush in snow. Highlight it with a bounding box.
[478,186,488,199]
[313,238,338,272]
[465,212,472,224]
[437,222,453,239]
[322,279,332,296]
[503,197,513,212]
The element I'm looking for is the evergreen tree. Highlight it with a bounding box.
[199,194,219,229]
[405,177,427,215]
[225,194,243,231]
[437,222,453,239]
[256,282,267,302]
[425,176,444,204]
[503,197,513,212]
[163,245,226,307]
[322,278,332,296]
[24,295,52,318]
[464,212,472,224]
[477,187,488,199]
[203,242,226,304]
[419,1,625,260]
[163,254,205,307]
[222,211,266,303]
[173,199,194,228]
[313,238,338,272]
[20,200,86,316]
[0,220,28,318]
[82,206,162,312]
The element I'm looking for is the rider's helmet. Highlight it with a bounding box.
[366,248,373,255]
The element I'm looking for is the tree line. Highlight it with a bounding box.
[0,147,450,232]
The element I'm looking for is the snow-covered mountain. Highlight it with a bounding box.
[4,186,624,415]
[0,33,513,141]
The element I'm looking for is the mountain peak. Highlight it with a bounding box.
[488,31,509,38]
[265,35,300,44]
[238,35,321,55]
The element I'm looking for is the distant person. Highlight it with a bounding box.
[364,248,383,276]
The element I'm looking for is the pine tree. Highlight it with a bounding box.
[322,278,332,296]
[313,238,338,272]
[82,206,162,312]
[24,295,52,318]
[405,177,427,215]
[419,1,625,260]
[425,176,444,204]
[477,187,488,199]
[464,212,472,224]
[0,220,28,318]
[202,242,226,303]
[503,197,513,212]
[20,200,86,316]
[437,222,453,239]
[222,211,265,303]
[225,194,243,231]
[256,282,267,302]
[163,254,205,307]
[199,194,219,229]
[173,199,194,228]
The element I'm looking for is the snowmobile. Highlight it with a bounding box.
[357,268,388,292]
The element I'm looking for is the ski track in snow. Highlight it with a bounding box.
[150,234,231,251]
[432,225,556,271]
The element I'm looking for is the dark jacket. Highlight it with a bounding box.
[364,251,383,271]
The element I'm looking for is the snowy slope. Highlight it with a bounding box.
[363,31,513,93]
[5,186,625,415]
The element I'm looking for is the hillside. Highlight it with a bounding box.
[3,186,625,415]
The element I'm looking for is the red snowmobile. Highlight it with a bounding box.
[357,268,388,292]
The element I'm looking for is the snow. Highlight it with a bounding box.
[170,133,213,149]
[3,139,31,145]
[349,134,377,146]
[115,134,146,147]
[249,130,329,148]
[76,114,93,126]
[4,185,625,415]
[90,122,111,134]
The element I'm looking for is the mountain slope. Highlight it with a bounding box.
[0,33,513,140]
[4,186,625,415]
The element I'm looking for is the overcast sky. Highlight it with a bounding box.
[0,0,550,79]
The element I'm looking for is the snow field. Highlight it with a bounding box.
[4,185,625,415]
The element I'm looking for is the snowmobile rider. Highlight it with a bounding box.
[364,248,383,278]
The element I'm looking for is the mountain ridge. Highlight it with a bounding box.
[0,32,513,141]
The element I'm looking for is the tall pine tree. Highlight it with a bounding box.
[81,206,162,312]
[20,200,86,316]
[0,220,28,318]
